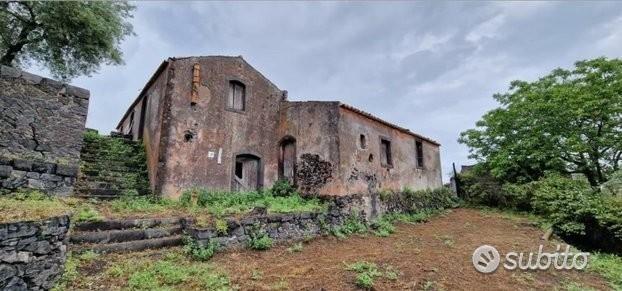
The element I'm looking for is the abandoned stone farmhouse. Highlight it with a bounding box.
[117,56,442,198]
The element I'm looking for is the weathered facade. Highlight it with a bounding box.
[117,56,442,198]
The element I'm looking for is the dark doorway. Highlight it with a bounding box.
[279,137,297,184]
[232,154,261,192]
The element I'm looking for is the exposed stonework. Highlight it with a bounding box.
[116,56,442,198]
[0,215,70,290]
[296,153,333,196]
[187,191,457,250]
[0,66,89,196]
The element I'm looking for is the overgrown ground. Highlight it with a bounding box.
[57,208,620,290]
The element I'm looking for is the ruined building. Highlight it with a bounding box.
[117,56,442,198]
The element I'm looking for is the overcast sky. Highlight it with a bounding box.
[31,1,622,181]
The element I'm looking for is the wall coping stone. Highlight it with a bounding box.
[0,65,90,100]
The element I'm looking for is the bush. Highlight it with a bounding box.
[183,237,218,261]
[270,179,296,197]
[530,174,597,236]
[247,223,273,250]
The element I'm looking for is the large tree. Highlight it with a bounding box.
[460,58,622,186]
[0,1,135,80]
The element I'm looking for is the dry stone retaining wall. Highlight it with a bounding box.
[0,215,70,290]
[0,65,89,196]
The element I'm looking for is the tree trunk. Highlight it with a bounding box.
[0,22,34,65]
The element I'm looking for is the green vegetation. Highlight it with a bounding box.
[178,185,326,217]
[589,252,622,290]
[462,171,622,241]
[371,209,444,237]
[287,242,304,253]
[81,130,151,195]
[331,212,368,239]
[0,190,71,223]
[183,237,219,262]
[73,204,103,222]
[56,249,231,290]
[344,261,400,289]
[0,1,135,80]
[247,223,273,250]
[459,58,622,186]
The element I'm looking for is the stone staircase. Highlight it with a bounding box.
[70,217,186,253]
[74,129,150,199]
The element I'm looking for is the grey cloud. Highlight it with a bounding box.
[25,1,622,181]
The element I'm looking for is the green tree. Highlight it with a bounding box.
[0,1,135,80]
[459,58,622,186]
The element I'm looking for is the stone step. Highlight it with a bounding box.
[73,217,188,231]
[70,226,183,244]
[75,235,184,253]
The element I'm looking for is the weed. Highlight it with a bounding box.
[247,223,273,250]
[183,237,218,261]
[214,218,228,235]
[331,212,367,238]
[287,242,304,253]
[355,272,375,289]
[589,252,622,289]
[78,250,99,261]
[436,235,454,248]
[73,205,103,222]
[251,270,263,280]
[345,261,398,289]
[0,191,71,223]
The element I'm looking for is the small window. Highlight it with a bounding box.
[235,162,243,179]
[416,140,424,168]
[359,134,367,149]
[380,138,392,167]
[228,81,246,111]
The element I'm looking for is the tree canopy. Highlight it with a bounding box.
[0,1,135,80]
[459,57,622,186]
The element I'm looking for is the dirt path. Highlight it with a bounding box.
[211,208,610,290]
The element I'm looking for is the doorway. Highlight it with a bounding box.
[232,154,262,192]
[279,136,297,185]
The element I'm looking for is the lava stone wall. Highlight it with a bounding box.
[186,195,369,249]
[0,215,70,290]
[0,66,89,195]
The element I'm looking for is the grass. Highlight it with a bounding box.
[589,252,622,290]
[344,261,400,289]
[1,183,326,225]
[55,248,231,290]
[287,242,304,253]
[179,188,326,217]
[0,190,72,223]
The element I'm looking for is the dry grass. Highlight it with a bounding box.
[0,196,72,223]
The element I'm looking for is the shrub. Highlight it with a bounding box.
[331,212,367,238]
[247,223,273,250]
[270,179,296,197]
[183,237,218,261]
[530,174,597,236]
[214,218,228,235]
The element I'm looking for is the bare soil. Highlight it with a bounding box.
[67,208,612,290]
[212,208,610,290]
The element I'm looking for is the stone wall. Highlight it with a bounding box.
[0,215,70,290]
[186,191,457,249]
[0,65,89,195]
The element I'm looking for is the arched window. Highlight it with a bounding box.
[228,80,246,111]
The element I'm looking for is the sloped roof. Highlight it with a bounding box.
[339,103,440,146]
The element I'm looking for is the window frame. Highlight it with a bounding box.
[226,79,247,113]
[379,137,393,168]
[415,139,424,169]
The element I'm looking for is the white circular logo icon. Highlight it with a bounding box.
[472,245,500,273]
